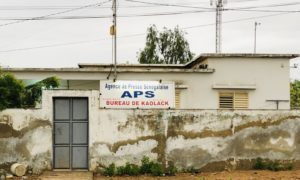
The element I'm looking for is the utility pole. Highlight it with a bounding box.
[211,0,226,53]
[254,21,261,54]
[111,0,117,81]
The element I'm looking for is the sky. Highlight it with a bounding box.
[0,0,299,78]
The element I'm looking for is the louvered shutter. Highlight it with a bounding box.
[234,92,248,109]
[175,89,180,109]
[219,92,234,109]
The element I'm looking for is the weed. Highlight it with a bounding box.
[116,162,140,176]
[140,156,153,174]
[103,163,115,177]
[253,158,294,171]
[102,156,179,177]
[186,167,200,174]
[165,162,177,176]
[253,157,265,170]
[150,162,164,176]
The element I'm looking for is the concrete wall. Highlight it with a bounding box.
[0,108,52,174]
[7,57,291,110]
[0,90,299,174]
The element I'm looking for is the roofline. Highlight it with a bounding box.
[185,53,300,68]
[2,53,299,72]
[78,63,184,69]
[2,67,214,73]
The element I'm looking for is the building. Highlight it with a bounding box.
[1,53,300,173]
[4,53,299,110]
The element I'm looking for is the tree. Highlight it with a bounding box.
[23,77,60,107]
[138,25,194,64]
[0,73,25,110]
[290,80,300,108]
[0,70,59,111]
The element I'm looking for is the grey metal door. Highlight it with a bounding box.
[53,98,88,169]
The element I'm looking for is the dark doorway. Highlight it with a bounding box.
[53,97,88,169]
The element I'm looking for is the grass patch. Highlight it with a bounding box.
[102,156,165,177]
[253,158,293,171]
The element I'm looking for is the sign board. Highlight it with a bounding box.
[100,80,175,109]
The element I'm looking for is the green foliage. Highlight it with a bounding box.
[253,158,293,171]
[150,162,163,176]
[138,25,194,64]
[139,156,163,176]
[0,70,59,111]
[290,80,300,108]
[23,76,60,107]
[103,163,115,177]
[140,156,153,174]
[102,157,167,177]
[116,163,140,176]
[185,167,200,174]
[165,162,177,176]
[253,157,265,170]
[0,73,25,110]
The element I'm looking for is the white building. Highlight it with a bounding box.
[1,53,300,172]
[5,53,298,110]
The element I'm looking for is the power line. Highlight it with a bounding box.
[183,12,295,29]
[0,0,260,11]
[0,1,299,22]
[233,1,300,10]
[1,8,299,21]
[0,0,112,28]
[0,12,296,53]
[125,0,300,10]
[0,10,213,21]
[0,33,145,53]
[125,0,213,10]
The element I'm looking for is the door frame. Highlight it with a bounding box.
[52,97,89,170]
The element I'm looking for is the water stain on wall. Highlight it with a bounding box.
[0,118,51,138]
[0,115,52,173]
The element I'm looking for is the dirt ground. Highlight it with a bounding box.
[8,170,300,180]
[95,170,300,180]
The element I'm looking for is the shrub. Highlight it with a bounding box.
[102,156,177,177]
[116,163,140,176]
[253,158,293,171]
[103,163,115,176]
[185,167,200,174]
[165,162,177,176]
[150,162,163,176]
[253,157,265,170]
[140,156,153,174]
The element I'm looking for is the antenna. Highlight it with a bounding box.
[210,0,227,53]
[254,21,261,54]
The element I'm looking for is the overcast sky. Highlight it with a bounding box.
[0,0,299,78]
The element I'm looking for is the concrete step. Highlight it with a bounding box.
[40,171,93,180]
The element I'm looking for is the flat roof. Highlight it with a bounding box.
[2,53,299,73]
[78,53,299,69]
[185,53,300,68]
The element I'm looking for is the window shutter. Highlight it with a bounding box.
[175,89,180,109]
[219,92,234,109]
[234,92,248,109]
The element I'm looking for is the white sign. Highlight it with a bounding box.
[100,80,175,109]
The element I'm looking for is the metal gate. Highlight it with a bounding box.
[53,97,88,169]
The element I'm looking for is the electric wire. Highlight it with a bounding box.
[0,12,296,53]
[125,0,300,10]
[0,0,112,27]
[1,8,299,21]
[0,1,299,21]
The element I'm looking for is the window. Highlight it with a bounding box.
[219,92,248,109]
[175,89,180,109]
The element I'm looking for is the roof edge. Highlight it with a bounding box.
[185,53,300,68]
